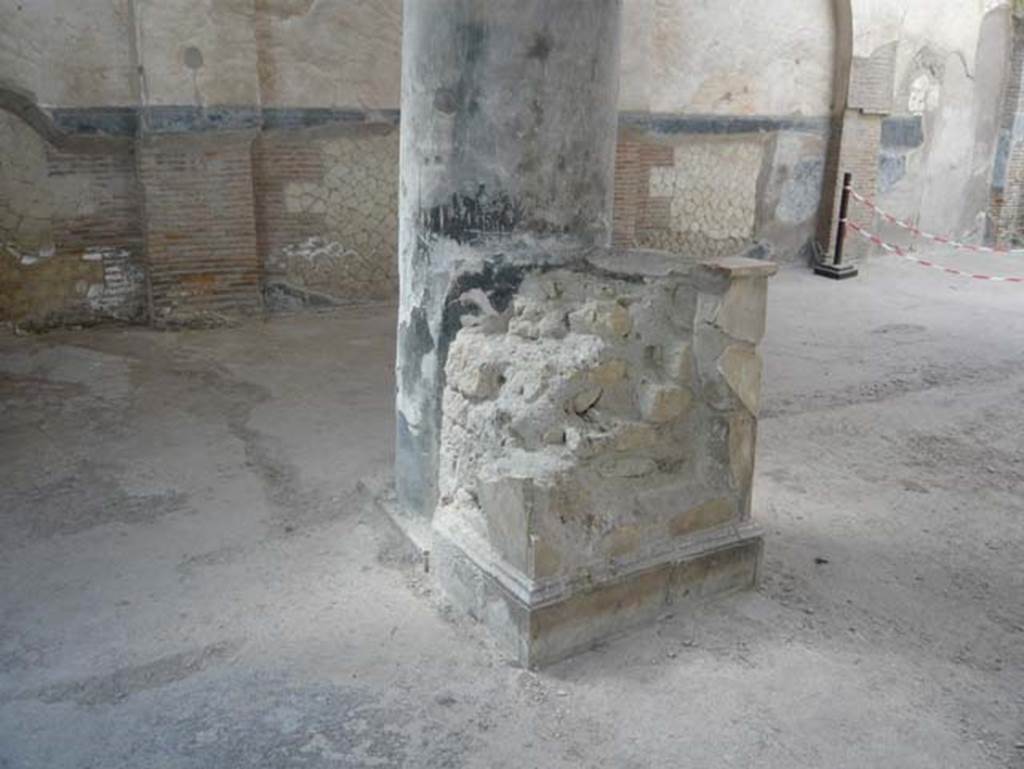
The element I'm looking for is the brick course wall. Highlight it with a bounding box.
[5,108,849,326]
[47,149,143,255]
[991,17,1024,247]
[817,110,883,262]
[253,131,325,272]
[138,133,262,323]
[0,108,147,327]
[254,124,399,304]
[613,133,764,257]
[613,126,827,262]
[612,137,673,249]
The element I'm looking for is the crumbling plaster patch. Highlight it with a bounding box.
[0,110,145,325]
[435,256,774,590]
[83,247,146,317]
[0,110,55,261]
[908,73,942,115]
[876,5,1008,236]
[1,246,144,326]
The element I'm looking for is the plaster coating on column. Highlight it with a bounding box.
[394,0,623,524]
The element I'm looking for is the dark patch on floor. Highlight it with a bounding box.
[168,361,350,535]
[0,459,189,546]
[6,640,242,707]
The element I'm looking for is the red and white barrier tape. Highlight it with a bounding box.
[845,221,1024,283]
[850,189,1024,255]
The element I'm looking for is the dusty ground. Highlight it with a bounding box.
[1,254,1022,768]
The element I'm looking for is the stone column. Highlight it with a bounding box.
[394,0,623,523]
[392,0,776,667]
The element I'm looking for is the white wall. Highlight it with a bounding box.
[0,0,137,106]
[256,0,402,109]
[862,0,1011,235]
[0,0,1011,243]
[620,0,836,115]
[134,0,261,107]
[1,0,837,115]
[853,0,1004,63]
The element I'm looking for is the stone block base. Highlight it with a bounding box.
[387,250,774,666]
[359,477,432,570]
[433,522,763,668]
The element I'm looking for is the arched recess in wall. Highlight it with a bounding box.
[0,89,63,261]
[0,85,135,261]
[0,86,69,148]
[0,85,147,327]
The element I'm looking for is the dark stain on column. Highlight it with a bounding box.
[395,290,438,515]
[397,258,528,514]
[439,260,527,351]
[398,305,434,394]
[450,21,489,165]
[527,33,553,61]
[419,186,524,244]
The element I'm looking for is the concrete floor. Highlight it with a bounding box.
[1,254,1022,768]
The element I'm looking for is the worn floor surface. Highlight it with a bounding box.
[1,255,1022,768]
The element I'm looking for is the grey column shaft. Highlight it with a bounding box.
[394,0,623,519]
